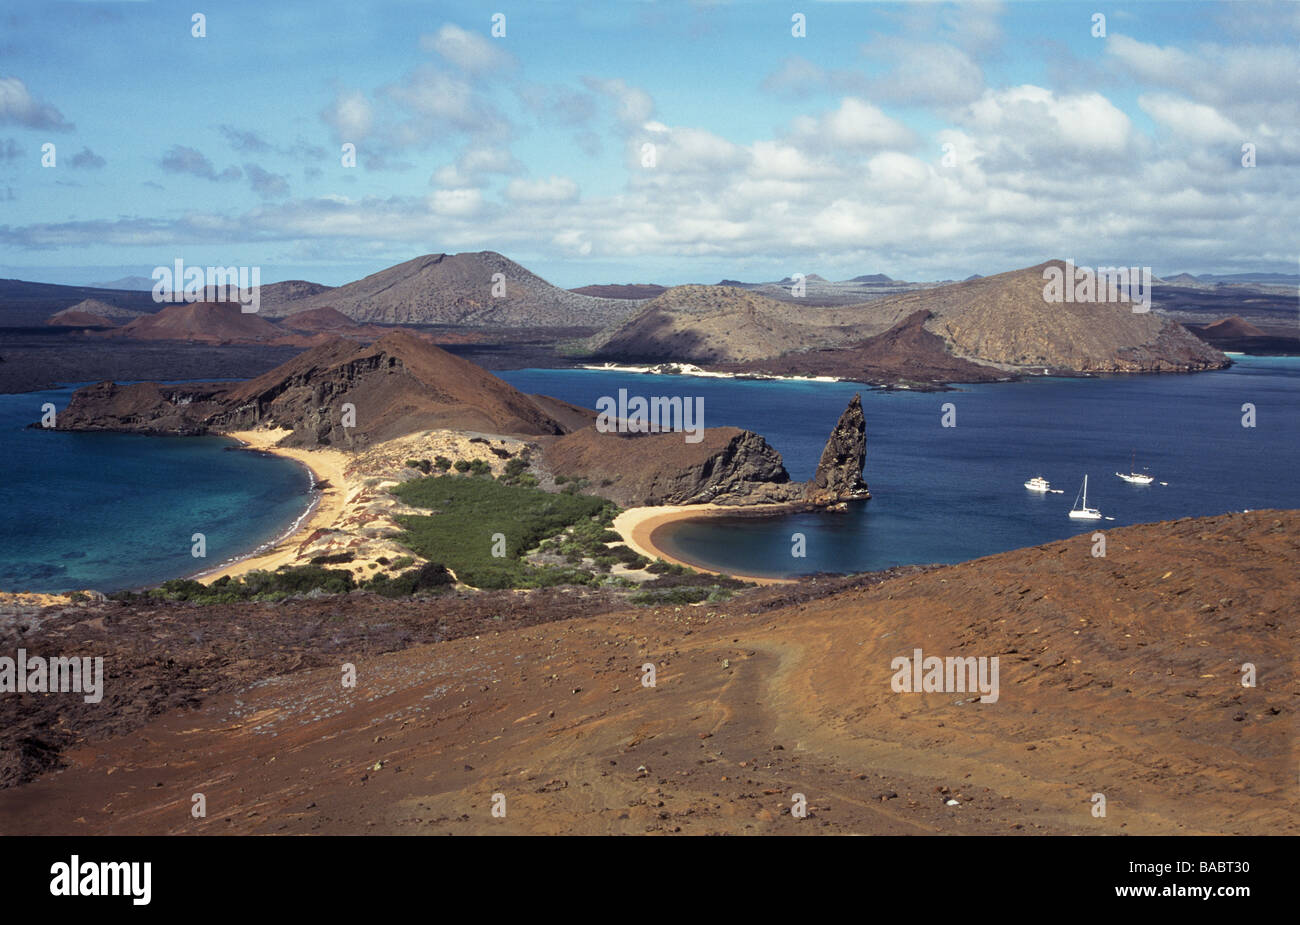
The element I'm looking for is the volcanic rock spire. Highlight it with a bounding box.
[806,393,870,504]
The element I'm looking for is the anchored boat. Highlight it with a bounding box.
[1116,450,1154,485]
[1068,475,1103,520]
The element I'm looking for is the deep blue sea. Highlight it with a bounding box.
[1,358,1294,591]
[498,357,1300,578]
[0,385,313,593]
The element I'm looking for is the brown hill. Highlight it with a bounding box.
[717,309,1004,386]
[224,331,571,445]
[588,285,901,365]
[589,262,1228,376]
[257,279,334,313]
[276,306,361,332]
[55,331,574,446]
[111,300,288,344]
[268,251,640,328]
[53,298,145,324]
[1200,315,1265,338]
[45,308,117,328]
[3,509,1292,834]
[902,261,1227,372]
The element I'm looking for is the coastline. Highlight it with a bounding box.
[613,504,798,586]
[192,430,352,584]
[579,361,842,384]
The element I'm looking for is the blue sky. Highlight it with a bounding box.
[1,0,1297,287]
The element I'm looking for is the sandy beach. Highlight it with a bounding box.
[191,428,535,586]
[613,504,796,586]
[196,430,353,584]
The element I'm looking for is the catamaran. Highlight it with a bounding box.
[1024,475,1051,492]
[1116,450,1154,485]
[1068,475,1103,520]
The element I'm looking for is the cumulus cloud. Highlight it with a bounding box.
[506,175,579,203]
[420,24,514,75]
[159,145,241,181]
[863,40,985,106]
[0,76,74,131]
[957,85,1134,169]
[582,76,655,129]
[790,98,916,152]
[432,145,522,186]
[1139,94,1245,144]
[6,5,1294,281]
[245,162,290,199]
[428,187,485,217]
[320,89,373,143]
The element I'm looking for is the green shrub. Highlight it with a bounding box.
[434,456,452,471]
[453,459,471,473]
[502,457,529,481]
[630,586,714,606]
[390,477,615,589]
[363,562,453,597]
[310,552,354,565]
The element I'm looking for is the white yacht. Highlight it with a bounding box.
[1024,475,1051,492]
[1068,475,1103,520]
[1116,450,1154,485]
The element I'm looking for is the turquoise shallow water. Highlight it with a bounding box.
[498,357,1300,578]
[0,385,314,592]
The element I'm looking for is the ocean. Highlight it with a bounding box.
[497,357,1300,578]
[1,358,1294,591]
[0,385,314,593]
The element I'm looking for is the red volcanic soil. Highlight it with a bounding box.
[1,509,1293,835]
[45,309,116,328]
[222,330,571,442]
[276,306,361,332]
[1200,316,1266,338]
[110,300,292,344]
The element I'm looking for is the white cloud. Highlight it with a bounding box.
[863,41,985,106]
[749,141,840,181]
[1139,94,1244,144]
[0,76,73,131]
[961,85,1133,165]
[427,188,484,217]
[582,76,655,129]
[320,89,373,142]
[791,97,916,152]
[420,24,514,75]
[506,175,579,203]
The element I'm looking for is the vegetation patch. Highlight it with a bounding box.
[390,476,616,589]
[111,562,451,605]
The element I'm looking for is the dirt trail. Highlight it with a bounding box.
[1,510,1294,835]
